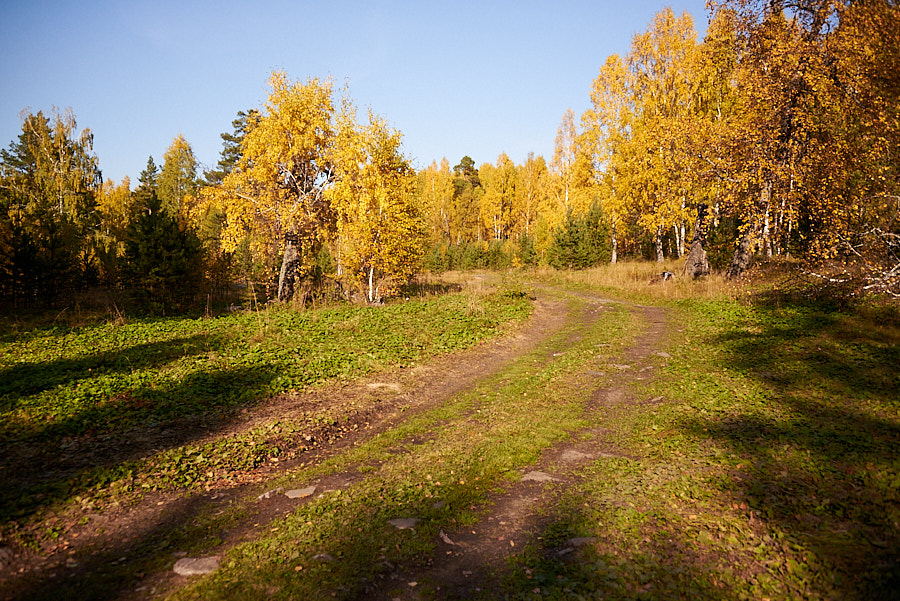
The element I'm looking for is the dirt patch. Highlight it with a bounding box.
[362,299,670,600]
[0,295,570,600]
[1,291,672,601]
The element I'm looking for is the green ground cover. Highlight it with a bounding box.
[169,291,638,600]
[3,274,898,601]
[0,290,531,534]
[500,295,900,600]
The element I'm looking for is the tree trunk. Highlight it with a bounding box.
[682,203,710,279]
[654,225,664,262]
[277,233,300,302]
[610,219,618,264]
[763,206,773,259]
[726,182,771,280]
[725,217,760,280]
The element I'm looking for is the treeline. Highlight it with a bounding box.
[2,0,897,309]
[418,1,899,291]
[0,110,212,310]
[0,79,425,310]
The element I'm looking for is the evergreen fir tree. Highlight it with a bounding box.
[203,109,259,185]
[548,201,611,269]
[123,190,203,312]
[138,156,159,192]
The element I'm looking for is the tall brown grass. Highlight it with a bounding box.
[530,261,740,302]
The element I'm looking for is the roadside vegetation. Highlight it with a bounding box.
[0,287,531,554]
[502,274,899,600]
[0,266,897,601]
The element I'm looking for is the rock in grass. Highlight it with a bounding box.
[565,537,596,546]
[388,518,420,530]
[285,486,317,499]
[560,450,591,462]
[556,538,596,557]
[173,556,220,576]
[257,487,284,500]
[521,471,558,482]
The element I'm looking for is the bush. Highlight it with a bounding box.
[548,201,611,269]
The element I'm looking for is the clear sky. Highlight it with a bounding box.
[1,0,710,184]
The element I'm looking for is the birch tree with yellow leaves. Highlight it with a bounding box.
[419,158,455,244]
[479,153,517,240]
[515,152,550,239]
[202,72,338,301]
[705,0,900,286]
[583,53,631,264]
[329,109,425,303]
[625,8,699,262]
[200,72,426,302]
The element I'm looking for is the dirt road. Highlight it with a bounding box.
[3,286,671,600]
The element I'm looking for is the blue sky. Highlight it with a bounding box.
[1,0,710,183]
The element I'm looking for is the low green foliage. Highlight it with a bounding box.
[547,201,611,270]
[499,294,899,600]
[0,291,530,530]
[4,273,898,601]
[169,293,637,600]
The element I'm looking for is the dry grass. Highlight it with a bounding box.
[531,261,740,301]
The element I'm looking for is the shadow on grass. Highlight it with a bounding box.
[0,356,277,530]
[164,475,730,601]
[682,297,900,599]
[487,500,728,601]
[399,278,464,299]
[3,491,235,601]
[0,335,210,410]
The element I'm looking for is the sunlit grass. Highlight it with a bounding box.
[498,292,899,600]
[527,260,738,302]
[169,293,639,600]
[0,289,532,544]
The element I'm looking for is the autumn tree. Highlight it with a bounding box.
[451,156,483,243]
[0,108,102,300]
[582,53,631,263]
[199,72,427,301]
[625,8,699,262]
[184,110,262,292]
[419,158,456,244]
[158,134,199,217]
[479,153,517,240]
[94,176,133,283]
[827,1,900,293]
[203,73,338,302]
[550,109,578,221]
[698,1,894,281]
[515,152,550,240]
[330,110,425,303]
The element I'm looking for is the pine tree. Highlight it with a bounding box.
[548,201,611,269]
[138,156,159,193]
[123,191,203,311]
[203,109,260,185]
